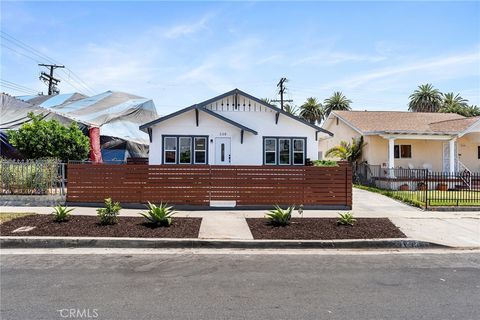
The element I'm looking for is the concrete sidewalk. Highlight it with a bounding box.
[1,189,478,247]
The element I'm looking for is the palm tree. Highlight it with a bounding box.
[261,98,277,107]
[408,84,442,112]
[440,92,468,110]
[323,92,352,118]
[299,97,323,124]
[325,136,366,163]
[283,103,298,115]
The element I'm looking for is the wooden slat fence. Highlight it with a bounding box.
[67,163,352,208]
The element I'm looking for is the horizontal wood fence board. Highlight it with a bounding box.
[67,163,352,207]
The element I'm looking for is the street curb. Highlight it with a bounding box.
[0,237,449,249]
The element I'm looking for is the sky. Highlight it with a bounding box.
[1,1,479,115]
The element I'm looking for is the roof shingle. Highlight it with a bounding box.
[332,111,475,134]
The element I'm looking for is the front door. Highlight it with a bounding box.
[215,137,231,165]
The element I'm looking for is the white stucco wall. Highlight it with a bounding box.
[148,99,326,165]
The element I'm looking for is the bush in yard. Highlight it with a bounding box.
[97,198,121,225]
[337,212,356,226]
[7,112,89,161]
[52,205,74,222]
[266,205,294,226]
[140,202,176,227]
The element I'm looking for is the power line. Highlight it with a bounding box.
[1,31,97,95]
[271,77,293,110]
[0,79,39,95]
[38,64,64,95]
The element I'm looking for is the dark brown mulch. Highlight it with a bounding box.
[246,218,406,240]
[0,215,201,238]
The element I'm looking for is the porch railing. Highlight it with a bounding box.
[355,163,480,208]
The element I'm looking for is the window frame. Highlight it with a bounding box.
[293,139,306,165]
[162,135,209,165]
[264,138,277,165]
[278,138,291,165]
[263,137,307,166]
[178,137,192,164]
[194,137,208,164]
[394,144,412,159]
[163,136,178,164]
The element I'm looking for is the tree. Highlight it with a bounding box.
[323,91,352,118]
[441,92,468,110]
[440,104,480,117]
[325,136,366,163]
[261,98,277,107]
[283,103,299,115]
[299,97,324,124]
[8,113,90,161]
[408,83,442,112]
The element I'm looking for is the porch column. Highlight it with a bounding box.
[388,137,395,168]
[449,138,456,173]
[388,137,395,177]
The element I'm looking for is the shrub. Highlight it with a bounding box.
[140,202,176,227]
[266,205,293,226]
[337,212,356,226]
[97,198,121,225]
[52,205,74,222]
[7,112,89,161]
[312,160,338,167]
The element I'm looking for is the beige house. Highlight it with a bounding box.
[319,111,480,173]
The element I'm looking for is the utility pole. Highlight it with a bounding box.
[38,64,64,95]
[271,77,293,110]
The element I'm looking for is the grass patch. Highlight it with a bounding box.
[354,184,480,207]
[0,212,36,223]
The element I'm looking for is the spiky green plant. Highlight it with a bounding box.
[52,205,74,222]
[299,97,324,124]
[325,136,366,163]
[323,91,352,118]
[140,202,176,227]
[337,212,357,226]
[266,205,294,226]
[408,84,442,112]
[96,198,121,225]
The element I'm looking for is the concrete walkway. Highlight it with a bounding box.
[1,189,478,247]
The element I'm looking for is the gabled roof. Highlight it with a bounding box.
[328,110,475,135]
[139,104,258,134]
[140,88,333,136]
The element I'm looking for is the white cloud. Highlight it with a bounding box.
[163,14,212,39]
[293,51,386,66]
[327,49,480,89]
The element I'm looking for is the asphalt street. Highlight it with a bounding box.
[1,250,479,320]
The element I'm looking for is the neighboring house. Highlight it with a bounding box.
[319,111,480,173]
[140,89,332,165]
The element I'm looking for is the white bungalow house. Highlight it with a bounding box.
[319,110,480,173]
[140,89,332,165]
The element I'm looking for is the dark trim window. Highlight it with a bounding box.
[163,136,208,164]
[478,146,480,159]
[164,137,177,164]
[263,137,306,165]
[394,145,412,159]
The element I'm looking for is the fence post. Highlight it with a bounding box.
[424,169,428,209]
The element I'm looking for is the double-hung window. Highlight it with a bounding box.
[263,137,306,165]
[163,136,208,164]
[164,137,177,164]
[194,137,207,164]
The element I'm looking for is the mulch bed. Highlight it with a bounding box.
[246,218,406,240]
[0,215,201,238]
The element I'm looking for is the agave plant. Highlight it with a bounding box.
[52,205,74,222]
[265,205,294,226]
[337,212,356,226]
[140,202,176,227]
